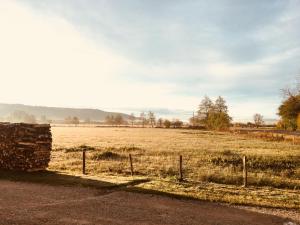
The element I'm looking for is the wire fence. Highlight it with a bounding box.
[73,149,300,190]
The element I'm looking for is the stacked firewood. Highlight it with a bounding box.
[0,123,52,171]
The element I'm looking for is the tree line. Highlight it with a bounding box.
[104,112,184,128]
[1,79,299,130]
[1,110,52,124]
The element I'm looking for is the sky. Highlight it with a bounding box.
[0,0,299,121]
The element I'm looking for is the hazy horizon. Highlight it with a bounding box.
[1,0,299,121]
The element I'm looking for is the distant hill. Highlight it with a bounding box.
[0,103,130,122]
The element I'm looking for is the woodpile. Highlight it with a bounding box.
[0,123,52,171]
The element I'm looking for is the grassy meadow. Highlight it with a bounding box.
[50,126,300,209]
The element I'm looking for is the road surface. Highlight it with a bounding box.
[0,180,298,225]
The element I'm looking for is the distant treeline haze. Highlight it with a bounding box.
[0,80,299,130]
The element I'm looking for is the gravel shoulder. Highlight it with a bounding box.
[0,180,298,225]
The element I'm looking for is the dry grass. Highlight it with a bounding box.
[50,126,300,209]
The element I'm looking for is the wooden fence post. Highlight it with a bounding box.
[179,155,183,181]
[243,156,247,187]
[82,149,86,175]
[129,154,134,176]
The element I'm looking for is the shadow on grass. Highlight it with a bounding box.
[0,169,209,203]
[0,169,150,190]
[0,169,200,201]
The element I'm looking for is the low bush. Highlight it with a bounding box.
[248,156,298,172]
[91,151,126,161]
[210,154,300,172]
[210,155,242,168]
[64,145,96,153]
[101,146,144,153]
[199,170,243,185]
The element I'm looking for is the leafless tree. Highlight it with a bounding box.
[140,112,146,127]
[253,113,264,128]
[157,118,163,127]
[148,111,156,128]
[129,113,135,127]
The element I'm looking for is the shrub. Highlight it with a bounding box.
[210,155,242,168]
[247,156,298,171]
[64,145,96,153]
[118,146,143,152]
[210,154,299,172]
[199,170,243,185]
[101,146,143,153]
[91,151,126,161]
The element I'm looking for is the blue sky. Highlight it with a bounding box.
[0,0,299,121]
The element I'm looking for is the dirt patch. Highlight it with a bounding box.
[0,180,298,225]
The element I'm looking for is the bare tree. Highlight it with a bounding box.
[281,76,300,98]
[148,111,156,128]
[114,114,124,126]
[253,113,264,128]
[197,96,213,121]
[8,110,37,124]
[172,119,183,128]
[72,116,80,126]
[105,115,114,125]
[214,96,228,113]
[163,119,171,128]
[140,112,146,128]
[128,113,135,127]
[157,118,163,127]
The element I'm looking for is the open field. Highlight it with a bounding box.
[50,127,300,210]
